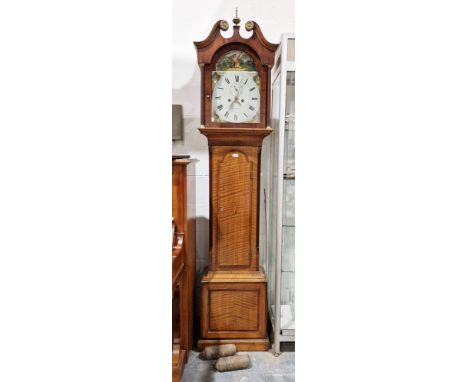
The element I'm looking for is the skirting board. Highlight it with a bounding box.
[197,338,270,352]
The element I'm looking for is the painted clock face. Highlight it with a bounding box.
[211,71,260,123]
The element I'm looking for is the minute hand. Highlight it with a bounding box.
[237,76,249,97]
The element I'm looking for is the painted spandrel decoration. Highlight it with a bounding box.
[215,50,256,71]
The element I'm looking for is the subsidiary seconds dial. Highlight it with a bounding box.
[212,71,260,123]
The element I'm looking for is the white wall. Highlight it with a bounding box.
[172,0,294,314]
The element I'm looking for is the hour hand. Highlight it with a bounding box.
[237,78,246,97]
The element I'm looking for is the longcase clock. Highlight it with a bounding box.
[194,13,278,351]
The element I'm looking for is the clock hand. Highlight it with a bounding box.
[228,81,244,110]
[237,77,246,97]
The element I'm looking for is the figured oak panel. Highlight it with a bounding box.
[209,289,259,331]
[217,151,251,267]
[210,147,259,271]
[201,282,267,339]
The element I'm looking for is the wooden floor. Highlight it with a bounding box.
[181,350,295,382]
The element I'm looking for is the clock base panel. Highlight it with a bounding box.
[199,273,269,351]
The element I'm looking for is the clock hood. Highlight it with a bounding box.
[194,19,278,68]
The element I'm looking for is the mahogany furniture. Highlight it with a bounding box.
[172,158,195,381]
[172,221,186,382]
[194,15,278,351]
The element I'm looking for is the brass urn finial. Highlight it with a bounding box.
[233,7,240,25]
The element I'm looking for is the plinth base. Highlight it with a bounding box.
[199,270,269,352]
[197,338,270,352]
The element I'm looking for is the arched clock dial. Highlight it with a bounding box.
[211,71,260,123]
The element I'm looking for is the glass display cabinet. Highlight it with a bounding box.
[260,33,295,354]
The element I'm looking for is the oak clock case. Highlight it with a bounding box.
[194,17,278,351]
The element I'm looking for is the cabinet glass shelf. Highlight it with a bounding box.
[259,33,295,354]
